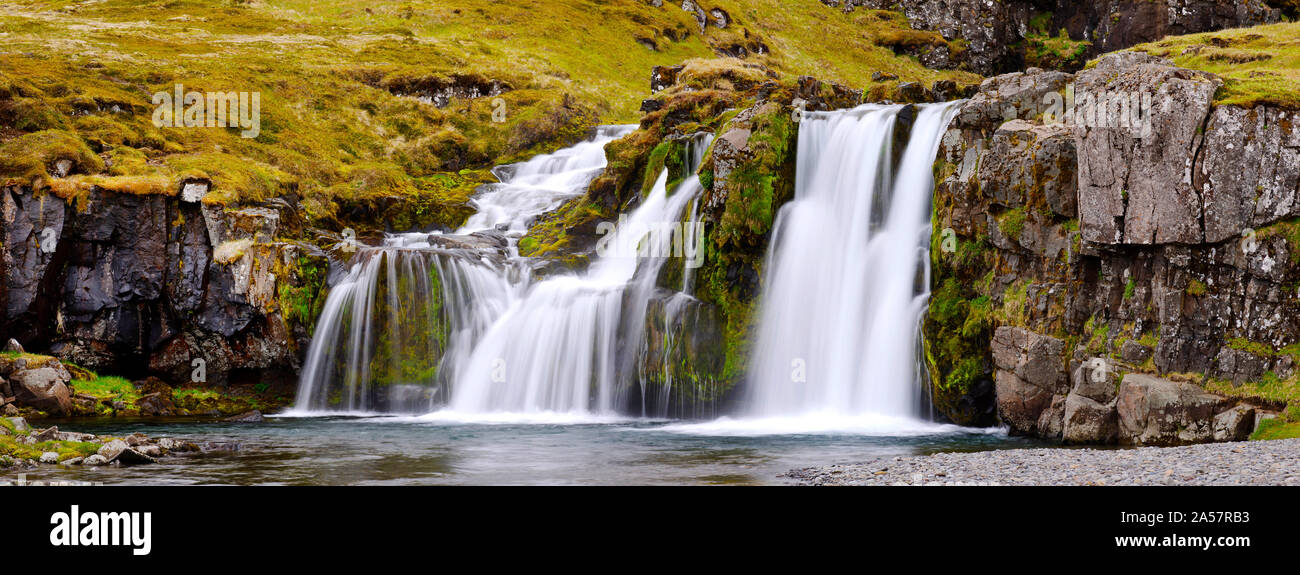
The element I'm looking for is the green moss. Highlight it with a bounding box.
[0,130,103,186]
[1025,29,1092,71]
[997,207,1027,243]
[69,375,138,403]
[714,103,796,249]
[1186,279,1208,297]
[1123,277,1136,301]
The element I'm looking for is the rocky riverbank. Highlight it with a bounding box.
[786,439,1300,486]
[0,414,254,471]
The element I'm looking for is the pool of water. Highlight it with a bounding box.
[11,414,1046,485]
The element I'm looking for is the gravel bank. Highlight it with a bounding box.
[785,439,1300,486]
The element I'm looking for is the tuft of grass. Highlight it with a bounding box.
[1251,418,1300,440]
[70,375,139,403]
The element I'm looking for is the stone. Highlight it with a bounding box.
[6,416,29,432]
[137,445,163,458]
[223,410,265,423]
[1036,394,1066,440]
[3,339,22,353]
[1075,53,1222,245]
[39,451,59,464]
[61,456,83,466]
[1212,404,1256,442]
[650,65,682,93]
[135,392,176,416]
[81,454,108,466]
[179,179,210,203]
[1063,392,1119,444]
[1119,340,1154,364]
[2,404,18,416]
[29,426,59,443]
[1116,374,1227,445]
[97,439,130,460]
[8,367,73,415]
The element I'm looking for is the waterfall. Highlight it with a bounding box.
[444,133,713,415]
[742,102,962,423]
[294,126,717,417]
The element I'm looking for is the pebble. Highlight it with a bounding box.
[785,439,1300,486]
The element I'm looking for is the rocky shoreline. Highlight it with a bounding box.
[785,439,1300,486]
[0,413,258,472]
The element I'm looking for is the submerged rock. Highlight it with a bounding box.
[222,410,265,423]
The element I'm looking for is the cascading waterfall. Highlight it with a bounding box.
[742,102,962,425]
[294,126,634,413]
[294,126,717,417]
[445,133,713,415]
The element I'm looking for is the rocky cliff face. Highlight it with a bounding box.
[1,183,328,387]
[826,0,1281,74]
[927,52,1299,444]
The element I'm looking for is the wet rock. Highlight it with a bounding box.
[61,456,83,466]
[39,452,59,464]
[81,454,107,466]
[222,409,265,423]
[97,438,156,465]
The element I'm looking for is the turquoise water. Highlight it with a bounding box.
[11,415,1043,485]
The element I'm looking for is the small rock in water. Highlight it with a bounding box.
[81,454,108,466]
[61,456,84,466]
[39,451,59,464]
[223,410,265,423]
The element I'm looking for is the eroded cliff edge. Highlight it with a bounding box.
[927,49,1300,444]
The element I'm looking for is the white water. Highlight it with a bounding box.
[742,103,962,424]
[442,134,713,415]
[295,126,717,416]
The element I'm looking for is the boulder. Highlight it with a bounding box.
[39,452,59,464]
[1063,393,1119,444]
[135,392,177,416]
[1212,404,1256,442]
[3,339,22,353]
[1116,374,1227,445]
[29,426,59,443]
[222,410,265,423]
[97,439,156,465]
[7,416,29,432]
[1036,394,1066,440]
[9,368,72,415]
[82,454,108,466]
[992,327,1069,434]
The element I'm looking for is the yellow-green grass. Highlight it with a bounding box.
[0,0,976,227]
[68,374,139,403]
[1124,22,1300,108]
[1251,418,1300,440]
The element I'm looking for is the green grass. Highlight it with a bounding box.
[1126,22,1300,108]
[69,375,139,403]
[1250,418,1300,440]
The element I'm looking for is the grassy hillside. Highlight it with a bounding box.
[1126,21,1300,109]
[0,0,976,230]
